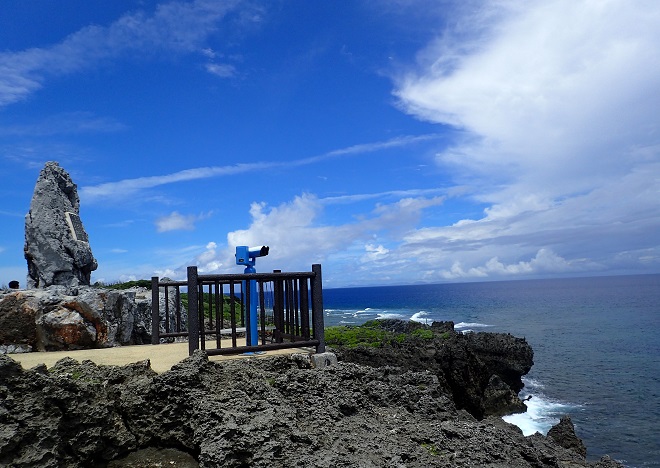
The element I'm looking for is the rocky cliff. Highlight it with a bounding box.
[330,320,534,419]
[0,339,622,467]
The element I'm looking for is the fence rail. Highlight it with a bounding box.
[151,264,326,356]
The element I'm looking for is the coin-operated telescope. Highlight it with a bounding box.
[235,245,269,347]
[235,245,269,267]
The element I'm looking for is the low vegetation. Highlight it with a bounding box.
[94,279,152,290]
[96,279,246,323]
[325,319,441,348]
[180,291,244,323]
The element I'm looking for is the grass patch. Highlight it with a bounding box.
[411,328,434,340]
[325,320,446,348]
[325,325,394,348]
[421,442,445,457]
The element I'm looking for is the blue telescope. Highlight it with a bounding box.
[235,245,269,346]
[235,245,269,267]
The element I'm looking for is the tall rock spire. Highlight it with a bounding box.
[24,161,97,288]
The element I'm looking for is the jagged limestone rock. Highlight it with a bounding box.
[24,161,97,289]
[0,353,622,467]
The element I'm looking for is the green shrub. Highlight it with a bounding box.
[411,328,434,340]
[325,325,394,348]
[180,292,244,322]
[326,320,448,349]
[99,279,152,290]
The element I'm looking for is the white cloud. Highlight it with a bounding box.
[321,188,446,205]
[206,62,236,77]
[155,211,211,232]
[440,248,575,280]
[362,244,390,263]
[80,162,272,203]
[153,268,178,280]
[196,242,223,272]
[0,112,126,137]
[385,0,660,280]
[201,48,217,58]
[175,192,444,280]
[0,0,243,107]
[79,134,440,204]
[396,0,660,195]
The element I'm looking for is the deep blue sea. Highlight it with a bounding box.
[322,274,660,467]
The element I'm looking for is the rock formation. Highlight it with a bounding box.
[24,161,97,289]
[0,351,623,467]
[0,285,185,352]
[332,319,534,419]
[548,415,588,458]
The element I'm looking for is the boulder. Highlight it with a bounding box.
[24,161,97,289]
[37,306,99,349]
[0,286,185,352]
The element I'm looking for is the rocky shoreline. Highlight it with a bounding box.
[0,321,623,467]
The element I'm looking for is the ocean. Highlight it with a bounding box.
[322,274,660,467]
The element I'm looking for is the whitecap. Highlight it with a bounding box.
[454,322,491,329]
[502,393,578,436]
[522,377,546,391]
[410,311,432,324]
[354,308,375,315]
[376,313,406,320]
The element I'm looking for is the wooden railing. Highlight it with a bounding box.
[151,264,326,356]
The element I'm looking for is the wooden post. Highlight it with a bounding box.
[311,264,325,353]
[151,276,160,345]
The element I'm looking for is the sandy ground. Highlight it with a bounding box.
[11,339,313,373]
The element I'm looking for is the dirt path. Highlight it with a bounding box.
[11,339,312,373]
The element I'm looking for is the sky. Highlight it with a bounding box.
[1,0,659,288]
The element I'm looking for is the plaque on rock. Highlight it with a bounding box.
[65,212,89,243]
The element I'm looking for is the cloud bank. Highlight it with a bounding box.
[384,0,660,281]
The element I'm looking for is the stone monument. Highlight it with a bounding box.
[24,161,97,288]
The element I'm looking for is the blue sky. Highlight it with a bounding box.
[1,0,659,288]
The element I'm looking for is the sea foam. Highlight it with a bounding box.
[410,311,432,324]
[376,313,406,320]
[502,380,578,436]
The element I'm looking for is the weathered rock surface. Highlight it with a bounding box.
[24,161,97,289]
[0,285,185,352]
[0,352,623,467]
[0,292,38,348]
[548,415,588,458]
[332,320,533,419]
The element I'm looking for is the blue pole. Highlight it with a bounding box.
[235,245,268,350]
[244,264,258,346]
